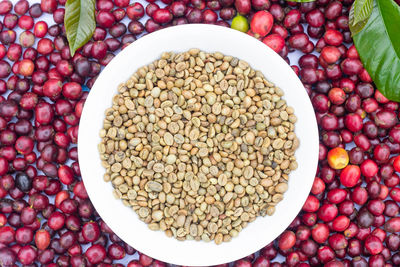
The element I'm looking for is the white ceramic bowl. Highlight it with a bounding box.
[78,24,318,266]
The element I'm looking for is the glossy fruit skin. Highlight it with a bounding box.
[311,177,325,195]
[152,8,173,24]
[34,229,51,250]
[327,188,347,204]
[284,9,301,29]
[108,243,126,260]
[82,221,100,242]
[360,159,378,178]
[344,113,363,132]
[302,195,320,212]
[17,245,37,265]
[37,38,54,55]
[306,9,324,28]
[91,41,107,59]
[57,165,75,185]
[327,147,349,169]
[278,231,296,250]
[350,187,367,205]
[231,14,248,32]
[250,10,273,37]
[47,211,65,230]
[35,102,54,125]
[0,60,11,78]
[62,82,82,100]
[18,15,34,30]
[375,109,398,129]
[318,203,338,222]
[312,223,329,243]
[365,235,384,255]
[34,20,48,38]
[202,9,218,23]
[328,87,346,105]
[385,217,400,233]
[96,11,115,28]
[393,155,400,173]
[85,244,106,264]
[127,2,144,20]
[41,0,57,13]
[0,226,15,244]
[0,0,13,15]
[235,0,251,15]
[340,165,361,187]
[18,59,34,76]
[43,79,62,98]
[332,215,350,232]
[262,34,285,53]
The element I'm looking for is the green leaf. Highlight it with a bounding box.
[353,0,400,101]
[351,0,373,26]
[64,0,95,56]
[285,0,315,2]
[349,3,370,35]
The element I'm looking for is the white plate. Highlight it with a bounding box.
[78,24,318,266]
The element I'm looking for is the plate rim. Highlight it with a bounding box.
[78,24,319,266]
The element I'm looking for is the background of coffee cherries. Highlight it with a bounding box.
[0,0,400,266]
